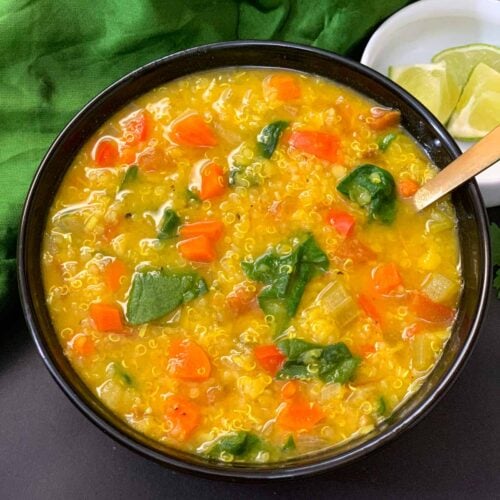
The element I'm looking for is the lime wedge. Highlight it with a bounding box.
[389,62,460,123]
[432,43,500,89]
[447,63,500,141]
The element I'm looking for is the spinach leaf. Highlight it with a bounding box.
[242,233,328,334]
[185,188,201,203]
[119,165,138,191]
[378,132,397,152]
[126,269,207,324]
[337,164,396,223]
[282,435,296,452]
[111,362,134,387]
[157,208,180,240]
[377,396,387,416]
[276,339,360,384]
[257,120,289,159]
[206,431,263,460]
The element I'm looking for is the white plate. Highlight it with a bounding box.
[361,0,500,207]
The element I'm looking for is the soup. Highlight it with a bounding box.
[42,69,461,463]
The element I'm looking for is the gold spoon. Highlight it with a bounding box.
[413,126,500,211]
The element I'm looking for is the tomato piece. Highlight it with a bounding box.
[277,396,325,431]
[167,339,211,381]
[397,179,420,198]
[369,107,401,131]
[170,114,218,147]
[358,292,382,323]
[103,259,127,292]
[93,138,120,167]
[409,292,455,324]
[254,345,286,375]
[226,283,257,314]
[266,74,301,101]
[71,335,95,357]
[372,263,403,294]
[177,235,216,263]
[288,130,340,163]
[164,395,201,441]
[200,162,225,200]
[89,303,123,332]
[326,209,356,237]
[335,238,377,263]
[179,220,224,242]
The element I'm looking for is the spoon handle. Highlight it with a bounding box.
[413,126,500,212]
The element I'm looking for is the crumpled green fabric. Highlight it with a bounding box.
[0,0,409,312]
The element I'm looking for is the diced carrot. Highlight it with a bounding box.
[326,209,356,237]
[358,292,382,323]
[121,110,152,144]
[71,335,95,357]
[358,344,376,356]
[167,339,211,381]
[164,395,201,441]
[89,303,123,332]
[369,107,401,131]
[409,292,455,324]
[119,146,136,165]
[288,130,341,163]
[254,345,286,376]
[103,259,127,292]
[277,396,325,431]
[170,113,218,147]
[335,238,377,263]
[266,73,301,101]
[93,138,120,167]
[397,179,420,198]
[226,283,257,314]
[177,235,216,262]
[200,162,226,200]
[372,263,403,294]
[179,220,224,242]
[281,381,299,399]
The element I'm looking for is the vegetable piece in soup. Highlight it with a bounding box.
[42,68,461,464]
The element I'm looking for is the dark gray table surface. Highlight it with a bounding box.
[2,207,499,499]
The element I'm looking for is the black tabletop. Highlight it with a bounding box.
[1,206,499,499]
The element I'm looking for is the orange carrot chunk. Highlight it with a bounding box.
[288,130,340,163]
[177,235,216,262]
[397,179,420,198]
[326,209,356,237]
[358,292,382,323]
[167,339,211,381]
[170,114,218,147]
[89,303,123,332]
[369,107,401,131]
[122,110,152,144]
[179,220,224,242]
[409,292,456,324]
[372,262,403,294]
[103,259,127,292]
[164,395,201,441]
[200,162,226,200]
[267,73,301,101]
[254,345,286,376]
[93,138,120,167]
[277,396,325,431]
[281,380,299,400]
[71,335,95,357]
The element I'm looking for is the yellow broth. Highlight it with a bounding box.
[42,69,461,463]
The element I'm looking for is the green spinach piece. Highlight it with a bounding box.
[282,435,296,452]
[157,208,180,240]
[126,269,207,324]
[229,162,260,188]
[185,188,201,203]
[206,431,263,460]
[242,233,328,334]
[378,132,397,152]
[111,362,134,387]
[377,396,387,416]
[491,223,500,298]
[337,164,396,223]
[257,120,289,159]
[119,165,138,191]
[276,338,360,384]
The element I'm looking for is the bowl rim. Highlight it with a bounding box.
[17,40,491,480]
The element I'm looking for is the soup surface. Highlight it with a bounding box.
[42,69,461,463]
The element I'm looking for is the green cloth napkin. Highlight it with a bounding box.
[0,0,409,312]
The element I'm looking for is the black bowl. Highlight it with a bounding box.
[18,41,491,480]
